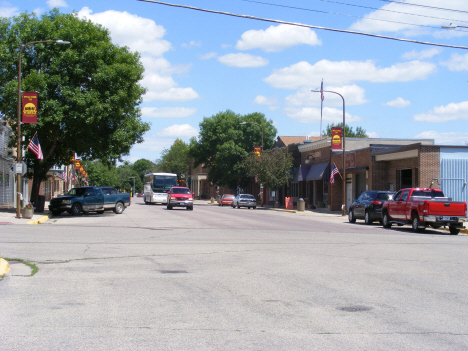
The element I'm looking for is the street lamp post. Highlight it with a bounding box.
[129,177,135,197]
[16,39,70,218]
[311,89,347,216]
[240,121,264,205]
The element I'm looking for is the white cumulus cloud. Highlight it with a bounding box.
[441,53,468,71]
[47,0,67,8]
[402,48,442,60]
[286,85,368,107]
[413,131,468,145]
[414,101,468,122]
[0,4,19,17]
[283,106,361,124]
[78,7,171,57]
[141,107,197,118]
[236,24,321,52]
[383,97,411,108]
[264,59,436,89]
[156,124,199,138]
[218,53,268,68]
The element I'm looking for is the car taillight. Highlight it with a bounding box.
[372,201,382,205]
[423,201,430,214]
[464,202,467,216]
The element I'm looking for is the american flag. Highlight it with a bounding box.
[330,163,339,184]
[27,133,43,160]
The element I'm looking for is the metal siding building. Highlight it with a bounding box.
[440,147,468,203]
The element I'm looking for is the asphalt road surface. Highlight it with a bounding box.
[1,198,468,350]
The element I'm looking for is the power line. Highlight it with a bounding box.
[311,0,468,25]
[241,0,468,29]
[137,0,468,50]
[376,0,468,14]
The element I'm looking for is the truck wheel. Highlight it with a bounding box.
[167,204,172,210]
[382,212,391,228]
[114,202,125,214]
[52,210,61,216]
[364,211,372,225]
[71,204,82,216]
[449,226,460,235]
[412,215,424,232]
[348,210,356,223]
[97,210,105,214]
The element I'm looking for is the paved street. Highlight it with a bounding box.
[1,198,468,350]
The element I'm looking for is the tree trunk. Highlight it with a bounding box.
[30,166,49,208]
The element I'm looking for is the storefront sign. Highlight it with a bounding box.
[22,92,38,124]
[331,127,342,150]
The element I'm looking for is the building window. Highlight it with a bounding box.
[291,182,298,197]
[400,169,412,188]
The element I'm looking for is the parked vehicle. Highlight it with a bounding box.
[167,187,194,210]
[232,194,257,209]
[219,194,235,207]
[49,186,131,216]
[348,191,395,224]
[381,188,467,234]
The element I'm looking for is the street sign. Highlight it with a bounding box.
[15,162,27,175]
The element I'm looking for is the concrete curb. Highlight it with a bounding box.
[27,215,50,225]
[0,258,10,276]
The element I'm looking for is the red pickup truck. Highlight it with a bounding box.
[381,188,467,235]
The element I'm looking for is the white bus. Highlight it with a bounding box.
[144,173,177,204]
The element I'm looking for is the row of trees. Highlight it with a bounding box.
[2,9,369,199]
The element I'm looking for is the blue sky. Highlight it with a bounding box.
[6,0,468,163]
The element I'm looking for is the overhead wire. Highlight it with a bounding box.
[376,0,468,15]
[137,0,468,50]
[240,0,468,31]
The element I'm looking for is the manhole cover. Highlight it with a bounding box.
[337,305,373,312]
[160,270,187,274]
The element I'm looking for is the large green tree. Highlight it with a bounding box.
[323,123,368,138]
[243,148,293,192]
[156,139,190,181]
[132,158,156,183]
[0,10,150,204]
[189,110,277,189]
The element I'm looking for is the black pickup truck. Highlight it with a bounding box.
[48,186,131,216]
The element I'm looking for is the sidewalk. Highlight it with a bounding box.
[0,207,50,225]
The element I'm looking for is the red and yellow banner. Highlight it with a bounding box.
[254,146,262,158]
[331,127,342,150]
[74,160,81,170]
[22,92,38,124]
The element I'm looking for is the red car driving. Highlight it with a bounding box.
[219,194,235,207]
[167,187,194,210]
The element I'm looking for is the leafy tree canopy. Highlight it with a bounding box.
[132,158,156,183]
[0,10,150,202]
[323,123,368,138]
[156,139,190,180]
[189,110,277,189]
[243,148,293,191]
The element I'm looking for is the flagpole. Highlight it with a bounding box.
[320,79,323,140]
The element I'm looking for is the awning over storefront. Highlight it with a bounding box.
[306,162,329,181]
[292,165,311,182]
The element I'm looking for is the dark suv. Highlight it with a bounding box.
[348,190,395,224]
[167,187,194,210]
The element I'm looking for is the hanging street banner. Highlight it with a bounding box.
[331,127,342,150]
[74,160,81,170]
[254,146,262,158]
[22,92,38,124]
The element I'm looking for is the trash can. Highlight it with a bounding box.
[35,195,45,213]
[297,198,305,212]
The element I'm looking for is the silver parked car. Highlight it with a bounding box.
[232,194,257,209]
